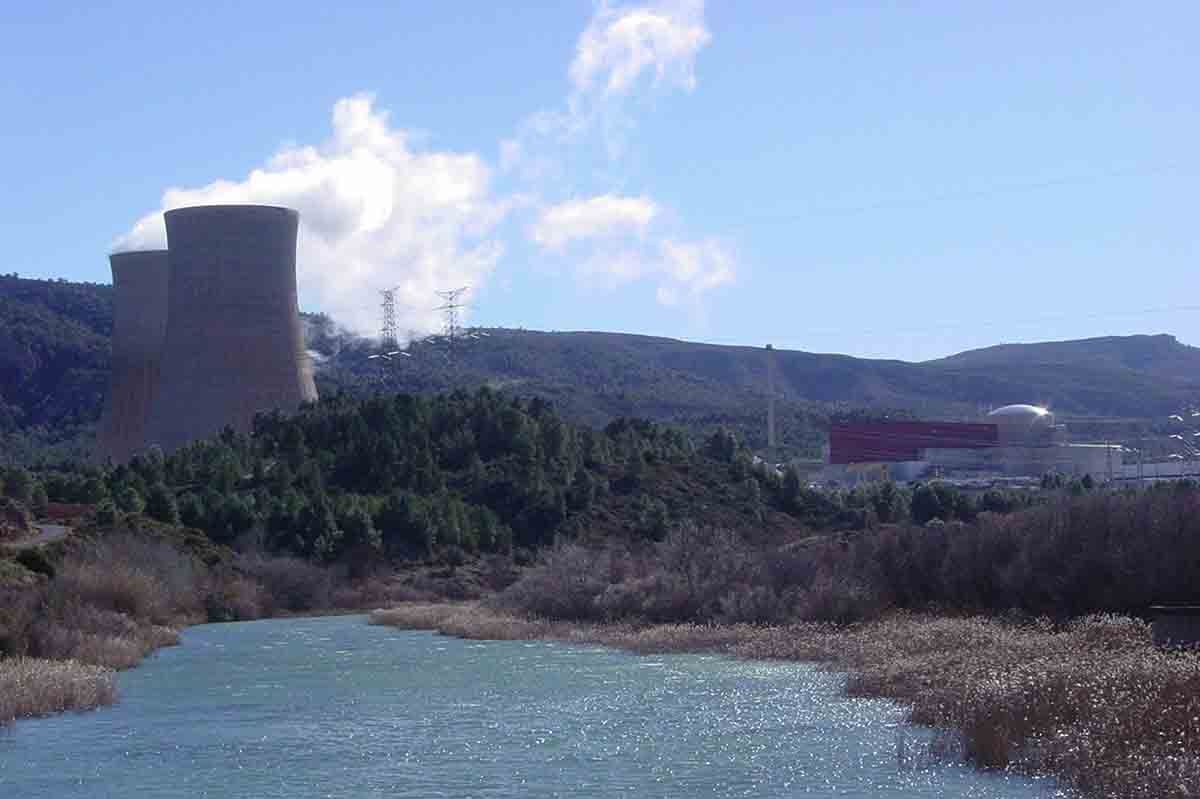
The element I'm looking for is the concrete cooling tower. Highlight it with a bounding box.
[143,205,317,452]
[96,250,170,464]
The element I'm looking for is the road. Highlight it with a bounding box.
[2,523,71,551]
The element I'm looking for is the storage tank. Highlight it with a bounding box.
[96,249,170,463]
[143,205,317,452]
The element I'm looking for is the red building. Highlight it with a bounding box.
[829,422,998,465]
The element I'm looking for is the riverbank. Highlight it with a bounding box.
[370,602,1200,799]
[0,516,514,724]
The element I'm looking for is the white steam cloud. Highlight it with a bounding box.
[558,236,735,307]
[502,0,713,172]
[520,2,733,310]
[529,194,658,251]
[569,0,711,97]
[116,2,731,336]
[115,95,505,336]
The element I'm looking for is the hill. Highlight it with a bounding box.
[316,326,1200,453]
[0,275,112,460]
[933,333,1200,377]
[3,275,1199,460]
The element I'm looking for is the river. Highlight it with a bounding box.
[0,615,1062,797]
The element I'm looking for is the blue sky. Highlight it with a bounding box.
[2,1,1196,360]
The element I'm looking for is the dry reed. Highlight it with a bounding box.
[0,657,117,724]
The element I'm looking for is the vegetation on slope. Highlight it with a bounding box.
[17,387,1059,579]
[0,275,112,461]
[486,482,1200,625]
[5,275,1200,465]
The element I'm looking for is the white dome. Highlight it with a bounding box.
[987,404,1054,445]
[988,404,1051,420]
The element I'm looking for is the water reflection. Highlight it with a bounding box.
[0,615,1063,798]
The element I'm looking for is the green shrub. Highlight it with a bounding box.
[14,547,55,578]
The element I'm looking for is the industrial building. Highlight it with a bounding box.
[98,204,317,461]
[96,250,170,463]
[823,404,1123,484]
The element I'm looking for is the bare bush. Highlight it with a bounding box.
[491,542,611,620]
[204,568,268,622]
[238,554,331,612]
[51,561,171,625]
[0,582,44,656]
[496,525,784,624]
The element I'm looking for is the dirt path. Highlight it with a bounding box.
[2,523,70,551]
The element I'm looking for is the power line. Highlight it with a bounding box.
[434,286,470,358]
[379,286,399,350]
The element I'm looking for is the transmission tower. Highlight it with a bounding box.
[434,286,470,355]
[379,287,399,350]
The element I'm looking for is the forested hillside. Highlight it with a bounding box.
[4,275,1200,463]
[312,323,1200,451]
[0,275,112,460]
[28,390,816,564]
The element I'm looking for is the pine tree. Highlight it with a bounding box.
[145,483,179,525]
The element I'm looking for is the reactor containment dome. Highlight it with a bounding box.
[96,249,170,464]
[987,404,1054,445]
[143,205,317,453]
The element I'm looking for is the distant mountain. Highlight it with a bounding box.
[315,327,1200,456]
[3,275,1198,461]
[932,334,1200,377]
[926,334,1200,419]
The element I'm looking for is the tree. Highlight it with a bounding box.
[3,468,34,504]
[30,482,48,516]
[113,483,145,514]
[336,495,381,574]
[145,483,179,525]
[703,429,738,463]
[616,451,646,494]
[79,475,109,504]
[567,467,595,511]
[298,495,341,560]
[94,499,118,526]
[781,466,804,513]
[910,483,944,525]
[178,492,205,529]
[741,476,763,521]
[635,495,672,539]
[870,481,908,524]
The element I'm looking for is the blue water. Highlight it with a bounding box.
[0,615,1062,797]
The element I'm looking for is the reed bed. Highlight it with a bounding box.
[0,657,117,724]
[369,603,756,654]
[372,604,1200,799]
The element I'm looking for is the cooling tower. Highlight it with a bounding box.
[96,250,170,464]
[143,205,317,452]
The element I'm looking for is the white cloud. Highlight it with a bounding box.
[115,94,505,338]
[657,237,734,304]
[509,2,730,315]
[579,249,647,290]
[529,194,658,251]
[502,0,713,175]
[531,199,735,308]
[569,0,711,97]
